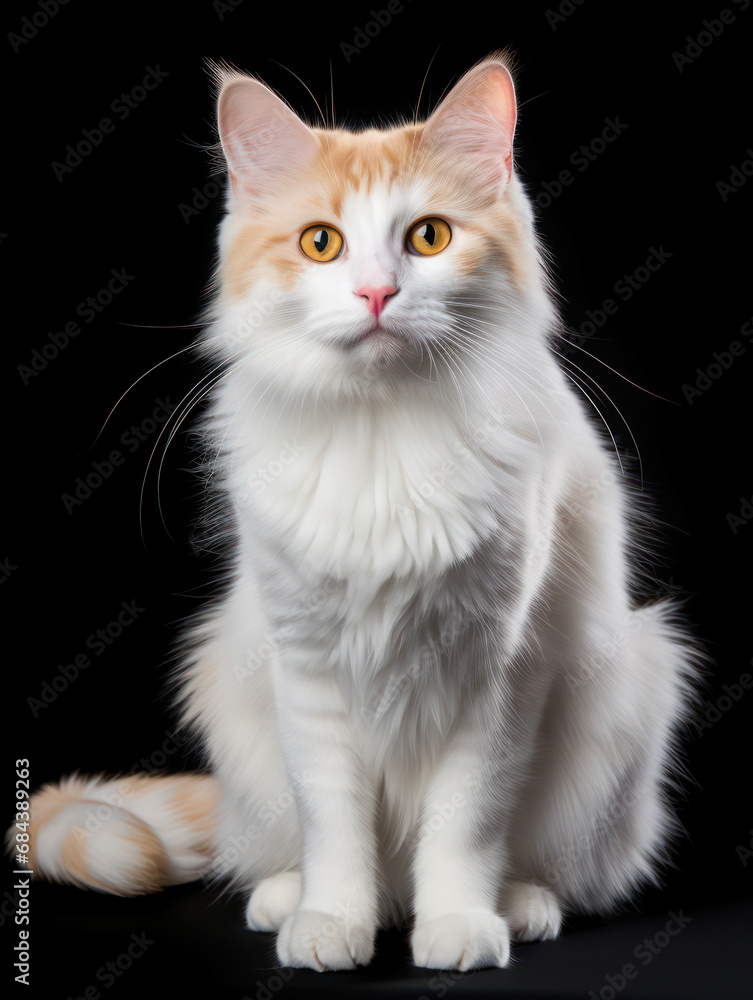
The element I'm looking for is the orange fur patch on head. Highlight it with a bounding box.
[220,113,535,298]
[457,208,534,287]
[311,126,425,209]
[409,140,537,289]
[221,124,434,299]
[225,224,303,298]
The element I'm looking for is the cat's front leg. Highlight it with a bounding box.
[410,737,510,971]
[273,652,379,971]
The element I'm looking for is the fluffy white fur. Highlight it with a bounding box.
[24,55,701,973]
[176,56,699,970]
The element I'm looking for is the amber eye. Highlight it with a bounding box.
[406,217,452,256]
[300,224,344,262]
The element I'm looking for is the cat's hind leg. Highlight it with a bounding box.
[511,600,699,917]
[503,879,562,942]
[246,871,302,931]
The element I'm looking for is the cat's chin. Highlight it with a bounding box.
[341,320,408,354]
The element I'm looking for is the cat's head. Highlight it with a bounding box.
[207,54,553,402]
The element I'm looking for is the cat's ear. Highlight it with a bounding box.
[216,72,319,202]
[422,57,517,189]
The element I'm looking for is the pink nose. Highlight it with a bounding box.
[355,285,398,319]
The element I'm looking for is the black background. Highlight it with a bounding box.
[4,1,753,997]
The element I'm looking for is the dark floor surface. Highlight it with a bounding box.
[24,881,752,999]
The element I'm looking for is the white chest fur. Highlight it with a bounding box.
[225,391,507,589]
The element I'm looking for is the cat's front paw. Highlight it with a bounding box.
[411,910,511,971]
[276,909,376,971]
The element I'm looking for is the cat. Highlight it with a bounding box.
[19,52,701,973]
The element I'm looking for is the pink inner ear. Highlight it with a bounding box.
[423,61,517,185]
[218,78,319,200]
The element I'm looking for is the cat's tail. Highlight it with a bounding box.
[12,772,220,896]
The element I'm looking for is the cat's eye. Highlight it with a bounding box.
[299,224,344,262]
[406,217,452,256]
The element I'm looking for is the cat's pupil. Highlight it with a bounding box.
[419,223,436,246]
[314,229,329,253]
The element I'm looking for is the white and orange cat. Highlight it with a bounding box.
[21,54,700,972]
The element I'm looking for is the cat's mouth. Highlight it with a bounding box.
[344,321,406,352]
